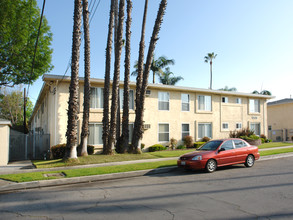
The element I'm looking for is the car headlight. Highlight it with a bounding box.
[191,155,202,161]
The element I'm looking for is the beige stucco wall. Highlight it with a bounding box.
[0,122,11,165]
[30,76,269,151]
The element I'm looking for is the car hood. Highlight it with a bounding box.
[180,150,214,159]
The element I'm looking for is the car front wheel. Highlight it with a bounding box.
[205,159,217,173]
[245,155,255,167]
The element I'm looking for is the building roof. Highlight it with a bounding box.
[267,98,293,106]
[0,119,12,126]
[42,74,274,99]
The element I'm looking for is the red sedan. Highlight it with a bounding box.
[177,138,260,172]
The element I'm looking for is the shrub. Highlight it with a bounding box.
[240,135,260,140]
[170,138,177,150]
[260,134,267,140]
[261,138,265,144]
[51,144,95,159]
[194,142,205,148]
[183,135,193,148]
[268,139,272,142]
[141,143,145,150]
[148,144,167,152]
[176,145,186,150]
[229,128,254,138]
[201,136,210,142]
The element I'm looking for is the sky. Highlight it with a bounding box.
[29,0,293,104]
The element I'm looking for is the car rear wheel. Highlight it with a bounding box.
[205,159,217,173]
[245,155,255,167]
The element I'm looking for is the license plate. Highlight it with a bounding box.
[181,161,186,165]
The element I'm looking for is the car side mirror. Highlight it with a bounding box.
[218,148,225,152]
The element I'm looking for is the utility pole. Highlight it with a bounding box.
[23,87,27,134]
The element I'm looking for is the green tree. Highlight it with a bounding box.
[0,88,33,129]
[204,52,217,90]
[65,0,82,160]
[79,0,91,157]
[252,90,272,95]
[219,86,237,91]
[132,55,175,84]
[0,0,53,87]
[159,67,183,85]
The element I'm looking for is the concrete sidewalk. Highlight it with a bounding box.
[0,147,293,193]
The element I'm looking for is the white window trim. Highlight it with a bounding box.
[181,123,190,140]
[236,98,242,104]
[88,122,103,145]
[90,87,104,109]
[236,122,242,130]
[119,89,134,110]
[197,122,213,140]
[222,122,229,130]
[197,95,212,112]
[158,92,170,111]
[222,97,228,103]
[249,99,260,113]
[250,122,261,136]
[158,123,170,142]
[181,93,190,112]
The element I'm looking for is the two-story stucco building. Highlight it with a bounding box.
[267,98,293,141]
[29,74,272,151]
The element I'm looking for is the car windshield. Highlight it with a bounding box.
[198,140,223,151]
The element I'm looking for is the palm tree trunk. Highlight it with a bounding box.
[79,0,90,157]
[102,0,115,154]
[108,0,125,153]
[132,0,167,152]
[121,0,132,153]
[65,0,82,159]
[210,61,212,90]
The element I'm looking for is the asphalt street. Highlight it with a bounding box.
[0,157,292,220]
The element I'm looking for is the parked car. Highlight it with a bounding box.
[177,138,260,173]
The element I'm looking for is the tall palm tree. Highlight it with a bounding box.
[78,0,90,157]
[65,0,82,159]
[131,0,167,152]
[204,52,217,90]
[121,0,132,153]
[159,67,183,85]
[102,0,115,154]
[108,0,125,153]
[131,55,175,84]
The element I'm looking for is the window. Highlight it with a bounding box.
[119,89,134,110]
[158,92,169,110]
[181,123,190,140]
[233,139,247,148]
[236,123,242,129]
[222,97,228,103]
[250,123,260,136]
[198,95,211,111]
[90,87,104,108]
[158,123,169,142]
[222,123,229,130]
[88,123,103,145]
[220,140,234,150]
[249,99,260,113]
[198,123,212,139]
[181,94,190,111]
[268,125,272,131]
[236,98,242,104]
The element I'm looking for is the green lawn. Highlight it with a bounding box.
[259,147,293,156]
[258,142,292,149]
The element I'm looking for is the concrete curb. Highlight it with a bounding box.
[1,153,293,193]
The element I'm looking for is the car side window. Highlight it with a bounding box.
[233,140,247,148]
[220,140,234,150]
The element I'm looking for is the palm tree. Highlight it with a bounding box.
[102,0,115,154]
[252,90,272,95]
[120,0,133,153]
[131,0,167,152]
[219,86,237,92]
[159,67,183,85]
[131,55,175,84]
[78,0,90,157]
[204,52,217,90]
[65,0,82,159]
[108,0,125,153]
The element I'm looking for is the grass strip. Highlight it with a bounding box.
[0,160,177,183]
[258,142,292,149]
[259,147,293,156]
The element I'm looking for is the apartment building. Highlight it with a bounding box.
[29,74,272,151]
[267,98,293,141]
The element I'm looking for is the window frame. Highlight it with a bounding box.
[222,97,228,103]
[181,93,190,112]
[236,122,242,130]
[90,87,104,109]
[250,122,261,136]
[119,89,134,110]
[158,92,170,111]
[198,95,212,111]
[88,123,103,145]
[198,122,212,140]
[249,99,260,113]
[181,123,190,140]
[158,123,170,142]
[222,122,229,130]
[236,98,242,104]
